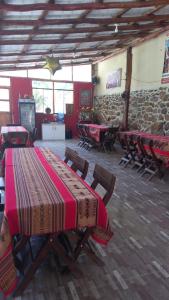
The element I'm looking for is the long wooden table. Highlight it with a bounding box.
[0,147,113,296]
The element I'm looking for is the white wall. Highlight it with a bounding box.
[94,31,169,96]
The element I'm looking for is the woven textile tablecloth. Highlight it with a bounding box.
[0,147,113,296]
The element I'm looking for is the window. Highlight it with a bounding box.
[32,81,53,113]
[32,80,74,113]
[54,90,73,114]
[54,82,73,114]
[0,77,10,112]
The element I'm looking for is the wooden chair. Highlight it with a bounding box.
[141,139,163,180]
[119,134,137,167]
[64,147,89,179]
[64,146,77,164]
[102,126,119,152]
[72,164,116,262]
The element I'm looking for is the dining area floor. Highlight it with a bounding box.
[1,139,169,300]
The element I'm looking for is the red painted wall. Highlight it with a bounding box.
[65,82,93,137]
[10,77,93,138]
[10,77,32,123]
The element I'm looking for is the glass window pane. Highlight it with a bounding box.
[54,82,73,90]
[0,77,10,86]
[32,80,53,89]
[51,66,72,81]
[54,90,73,114]
[73,64,92,82]
[0,101,10,112]
[33,89,44,113]
[43,90,53,113]
[28,68,50,80]
[0,88,9,100]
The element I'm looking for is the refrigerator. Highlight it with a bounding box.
[19,99,36,132]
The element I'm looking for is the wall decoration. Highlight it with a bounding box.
[162,36,169,84]
[106,68,122,89]
[79,89,92,107]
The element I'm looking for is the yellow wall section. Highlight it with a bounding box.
[94,51,126,96]
[94,32,169,96]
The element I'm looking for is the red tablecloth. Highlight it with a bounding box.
[119,131,169,164]
[81,124,110,142]
[0,126,30,146]
[0,147,113,296]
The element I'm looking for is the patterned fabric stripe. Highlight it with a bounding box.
[13,148,66,235]
[34,148,77,230]
[0,245,17,296]
[5,164,19,236]
[39,148,98,228]
[0,216,17,296]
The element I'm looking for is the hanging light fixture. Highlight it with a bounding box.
[43,55,61,75]
[114,24,118,33]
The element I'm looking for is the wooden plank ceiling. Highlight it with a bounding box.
[0,0,169,71]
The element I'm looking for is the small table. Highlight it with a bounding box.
[1,126,29,146]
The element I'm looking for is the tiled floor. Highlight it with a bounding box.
[1,139,169,300]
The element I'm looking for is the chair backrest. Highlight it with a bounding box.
[71,155,89,179]
[64,147,77,164]
[31,127,38,142]
[64,147,89,179]
[91,164,116,206]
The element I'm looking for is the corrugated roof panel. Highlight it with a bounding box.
[33,34,62,40]
[64,33,89,39]
[2,25,34,30]
[55,0,95,3]
[47,10,85,19]
[155,5,169,15]
[94,31,115,37]
[1,35,30,40]
[123,7,155,17]
[87,8,123,18]
[28,44,53,50]
[0,45,24,51]
[6,0,48,3]
[77,42,100,49]
[76,24,99,28]
[100,40,118,46]
[40,24,72,29]
[4,11,43,20]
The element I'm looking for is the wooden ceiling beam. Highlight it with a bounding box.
[0,1,169,11]
[0,22,167,35]
[1,14,169,26]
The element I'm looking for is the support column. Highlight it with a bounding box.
[123,47,132,130]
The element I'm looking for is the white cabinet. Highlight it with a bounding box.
[42,123,65,140]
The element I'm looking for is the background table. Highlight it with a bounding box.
[0,126,29,146]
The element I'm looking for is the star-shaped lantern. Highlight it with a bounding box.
[43,56,61,75]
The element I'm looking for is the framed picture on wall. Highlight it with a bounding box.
[106,68,122,89]
[162,36,169,84]
[79,89,93,107]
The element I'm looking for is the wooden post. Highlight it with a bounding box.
[123,46,132,130]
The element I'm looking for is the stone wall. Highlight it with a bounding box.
[94,87,169,134]
[94,94,125,126]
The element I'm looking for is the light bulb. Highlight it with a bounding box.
[115,24,118,33]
